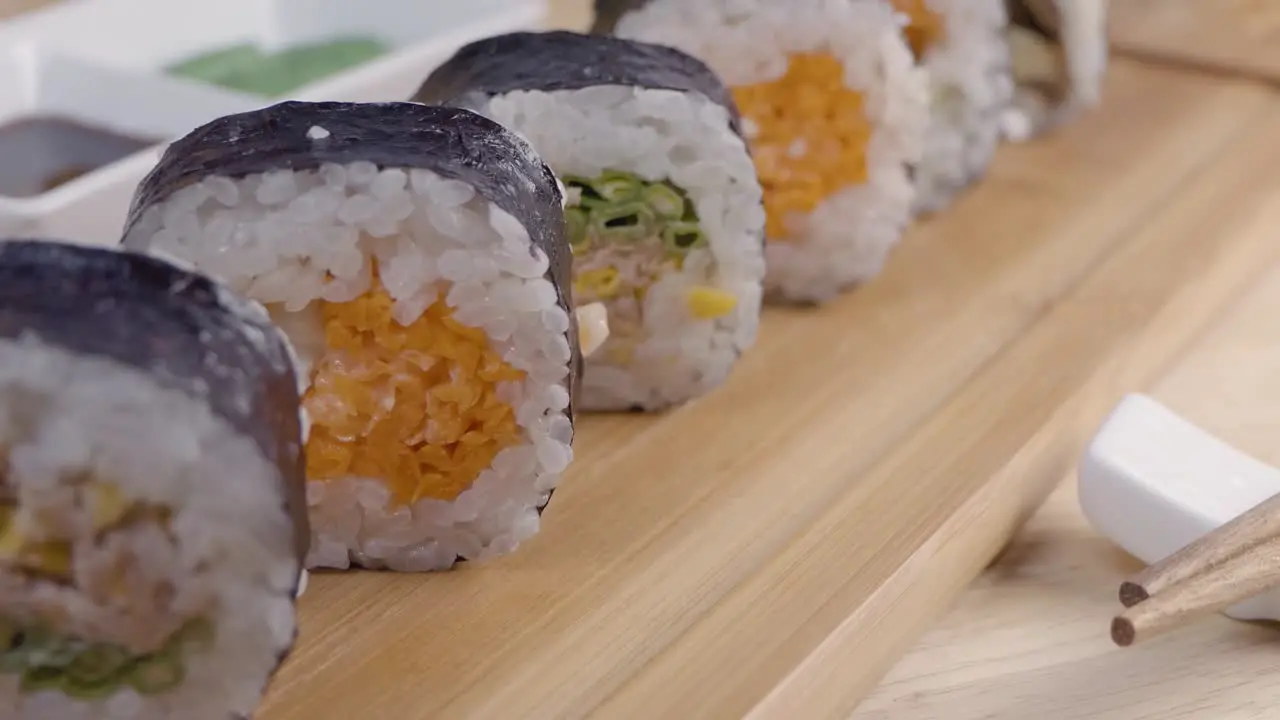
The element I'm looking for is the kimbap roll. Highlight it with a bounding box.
[888,0,1014,215]
[593,0,930,303]
[1002,0,1110,141]
[121,101,596,572]
[413,30,766,412]
[0,239,306,720]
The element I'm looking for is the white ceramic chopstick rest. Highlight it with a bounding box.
[1077,393,1280,621]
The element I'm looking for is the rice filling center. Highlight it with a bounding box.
[0,481,210,700]
[565,170,734,368]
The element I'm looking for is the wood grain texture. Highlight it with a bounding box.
[1119,489,1280,609]
[606,95,1280,720]
[855,115,1280,719]
[1114,532,1280,648]
[1111,0,1280,85]
[253,61,1272,720]
[545,0,590,29]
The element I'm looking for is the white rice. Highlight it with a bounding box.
[0,334,298,720]
[612,0,930,303]
[1055,0,1109,111]
[1001,0,1110,141]
[460,85,766,410]
[906,0,1013,215]
[123,161,576,572]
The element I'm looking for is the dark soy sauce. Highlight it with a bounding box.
[0,116,157,199]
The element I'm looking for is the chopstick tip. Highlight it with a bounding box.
[1118,581,1149,608]
[1111,616,1136,647]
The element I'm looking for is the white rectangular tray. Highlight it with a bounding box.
[0,0,548,247]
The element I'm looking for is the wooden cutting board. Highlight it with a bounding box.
[1111,0,1280,85]
[4,1,1280,718]
[855,196,1280,720]
[255,60,1280,720]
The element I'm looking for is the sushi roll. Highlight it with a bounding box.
[413,30,766,412]
[888,0,1014,215]
[121,101,596,572]
[1002,0,1110,141]
[0,239,306,720]
[593,0,930,304]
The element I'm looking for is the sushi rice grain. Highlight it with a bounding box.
[122,102,583,573]
[890,0,1013,215]
[596,0,930,303]
[415,31,766,411]
[0,239,306,720]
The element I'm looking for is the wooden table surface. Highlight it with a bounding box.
[5,1,1280,718]
[855,265,1280,720]
[863,3,1280,717]
[1111,0,1280,86]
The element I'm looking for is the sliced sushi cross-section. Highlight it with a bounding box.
[594,0,931,303]
[888,0,1014,215]
[122,102,586,572]
[0,239,307,720]
[1003,0,1110,140]
[414,30,766,411]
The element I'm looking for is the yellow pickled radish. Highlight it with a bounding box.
[0,527,21,559]
[0,506,25,560]
[574,267,624,299]
[88,483,129,531]
[686,286,738,320]
[574,302,611,357]
[607,340,636,365]
[21,542,71,578]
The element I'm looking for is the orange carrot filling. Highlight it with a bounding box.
[890,0,947,60]
[730,53,873,241]
[302,268,525,506]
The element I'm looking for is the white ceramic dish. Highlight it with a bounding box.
[0,42,262,242]
[0,0,548,247]
[1078,393,1280,621]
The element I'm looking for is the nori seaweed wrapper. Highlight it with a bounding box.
[411,30,745,139]
[120,101,582,423]
[414,28,765,404]
[120,101,580,535]
[0,239,310,569]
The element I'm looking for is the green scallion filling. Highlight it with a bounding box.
[562,171,706,259]
[564,169,739,361]
[0,618,212,699]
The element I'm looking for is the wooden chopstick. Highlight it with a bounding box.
[1117,491,1280,608]
[1112,533,1280,647]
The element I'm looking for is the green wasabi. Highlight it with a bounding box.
[167,37,389,97]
